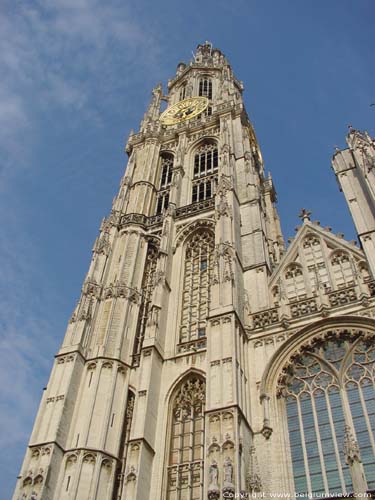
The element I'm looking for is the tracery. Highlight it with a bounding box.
[278,331,375,495]
[166,377,206,500]
[156,153,174,215]
[133,245,158,363]
[192,142,218,203]
[179,231,214,344]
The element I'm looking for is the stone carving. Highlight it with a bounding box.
[103,281,141,302]
[142,83,162,126]
[125,465,137,482]
[290,298,318,318]
[95,231,111,256]
[222,457,235,497]
[223,457,233,485]
[175,198,215,221]
[343,424,361,465]
[146,306,160,327]
[208,461,220,500]
[251,308,279,329]
[152,270,166,288]
[82,278,102,298]
[78,297,93,321]
[83,453,96,464]
[327,287,357,307]
[211,242,235,284]
[174,218,215,248]
[177,337,207,354]
[174,378,205,421]
[246,446,262,492]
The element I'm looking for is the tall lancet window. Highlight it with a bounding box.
[198,77,213,116]
[278,332,375,496]
[133,245,157,365]
[167,377,206,500]
[330,251,354,288]
[180,231,214,345]
[192,142,218,203]
[198,77,212,99]
[156,153,174,215]
[179,83,187,101]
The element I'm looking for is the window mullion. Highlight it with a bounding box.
[198,246,202,331]
[188,253,195,342]
[311,393,329,494]
[325,389,347,492]
[189,410,194,500]
[297,397,312,495]
[357,381,375,455]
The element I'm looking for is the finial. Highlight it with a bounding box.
[298,208,311,222]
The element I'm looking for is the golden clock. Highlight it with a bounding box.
[160,97,209,126]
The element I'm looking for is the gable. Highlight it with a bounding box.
[269,222,369,304]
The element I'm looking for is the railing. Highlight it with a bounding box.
[290,298,318,318]
[176,198,215,219]
[119,200,215,229]
[177,337,207,354]
[119,213,149,227]
[327,286,357,307]
[251,308,279,329]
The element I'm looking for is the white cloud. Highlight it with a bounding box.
[0,1,161,173]
[0,4,163,496]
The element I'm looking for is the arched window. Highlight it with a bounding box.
[180,231,214,345]
[179,83,187,101]
[192,142,218,203]
[166,376,206,500]
[278,332,375,496]
[199,77,212,99]
[156,153,174,215]
[303,235,330,291]
[133,245,158,364]
[284,264,305,300]
[112,391,135,499]
[331,251,354,288]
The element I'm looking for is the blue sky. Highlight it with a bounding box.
[0,1,374,497]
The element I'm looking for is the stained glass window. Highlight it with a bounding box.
[180,231,214,344]
[167,377,205,500]
[280,333,375,495]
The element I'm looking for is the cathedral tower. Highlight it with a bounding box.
[14,45,375,500]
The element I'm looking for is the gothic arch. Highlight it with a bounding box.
[284,262,303,278]
[329,248,350,261]
[259,316,375,496]
[302,232,322,247]
[163,371,206,500]
[186,136,219,158]
[177,229,215,344]
[164,368,206,405]
[174,219,215,249]
[159,149,175,157]
[260,315,375,398]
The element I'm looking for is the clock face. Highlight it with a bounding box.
[160,97,209,126]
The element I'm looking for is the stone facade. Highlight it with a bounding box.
[14,43,375,500]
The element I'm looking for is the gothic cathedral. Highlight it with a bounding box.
[14,43,375,500]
